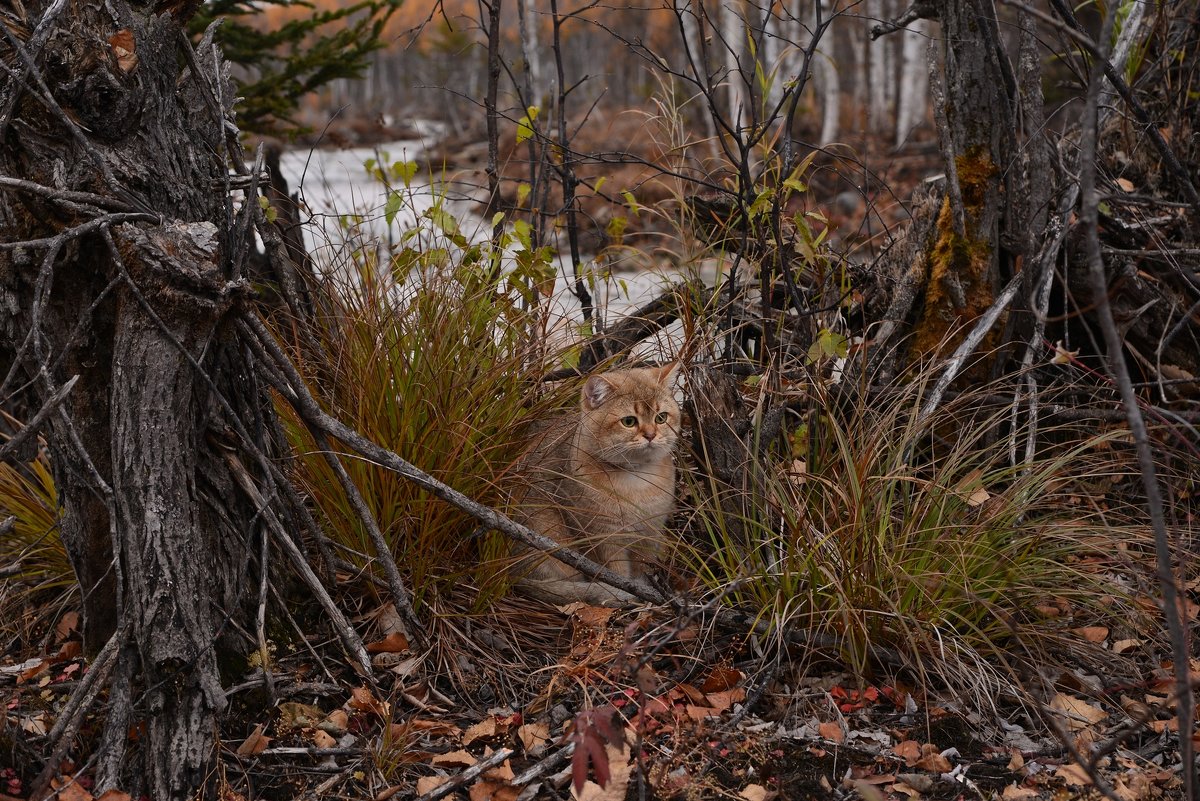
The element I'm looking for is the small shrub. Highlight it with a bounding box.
[683,367,1145,691]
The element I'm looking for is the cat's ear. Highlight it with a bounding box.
[582,374,617,409]
[655,361,681,387]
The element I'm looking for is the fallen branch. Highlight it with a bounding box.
[416,747,515,801]
[222,450,373,675]
[242,314,666,605]
[30,629,121,799]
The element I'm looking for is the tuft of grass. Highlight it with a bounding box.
[275,240,573,609]
[682,366,1147,694]
[0,435,73,643]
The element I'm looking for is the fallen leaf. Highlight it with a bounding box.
[277,701,324,730]
[349,686,390,718]
[891,781,921,798]
[19,713,47,735]
[96,792,132,801]
[1116,177,1135,193]
[674,683,707,705]
[55,611,80,643]
[416,776,447,795]
[705,688,746,712]
[107,29,137,73]
[50,777,92,801]
[1056,763,1094,786]
[518,722,550,752]
[739,784,770,801]
[1049,693,1107,731]
[470,779,501,801]
[236,724,271,756]
[484,759,515,782]
[463,717,498,746]
[892,740,921,766]
[432,749,476,768]
[701,667,744,693]
[1006,750,1024,771]
[1070,626,1109,643]
[16,658,48,684]
[817,721,844,744]
[571,605,616,629]
[914,743,952,773]
[320,709,349,734]
[1112,638,1142,654]
[366,632,410,654]
[1001,783,1039,800]
[311,729,336,748]
[574,741,632,801]
[684,704,715,721]
[407,718,462,737]
[374,786,403,800]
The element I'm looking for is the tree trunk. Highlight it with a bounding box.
[1,3,263,797]
[907,0,1013,363]
[894,19,928,146]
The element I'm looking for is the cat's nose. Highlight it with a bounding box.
[643,429,656,442]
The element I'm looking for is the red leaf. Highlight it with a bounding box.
[571,742,589,795]
[586,735,611,788]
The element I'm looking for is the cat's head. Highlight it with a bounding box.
[577,363,680,465]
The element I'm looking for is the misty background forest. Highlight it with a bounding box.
[1,0,1198,799]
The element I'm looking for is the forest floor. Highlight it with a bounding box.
[1,521,1191,801]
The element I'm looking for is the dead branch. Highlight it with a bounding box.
[1077,7,1194,800]
[222,450,373,675]
[0,374,76,463]
[917,273,1023,426]
[30,629,121,798]
[415,747,515,801]
[241,314,666,605]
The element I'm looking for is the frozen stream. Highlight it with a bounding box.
[276,133,696,351]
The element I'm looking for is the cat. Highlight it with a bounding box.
[511,363,680,606]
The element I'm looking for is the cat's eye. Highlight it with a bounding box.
[620,415,638,428]
[654,412,669,424]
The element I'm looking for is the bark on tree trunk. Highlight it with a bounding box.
[1,3,262,797]
[908,0,1013,363]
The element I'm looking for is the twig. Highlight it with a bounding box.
[1076,6,1194,801]
[242,315,666,605]
[0,374,78,463]
[30,629,121,798]
[222,450,373,675]
[309,427,423,636]
[415,747,514,801]
[509,743,574,786]
[257,746,364,757]
[0,176,134,212]
[1023,0,1200,209]
[917,272,1024,426]
[549,0,592,325]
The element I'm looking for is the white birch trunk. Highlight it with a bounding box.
[866,0,889,133]
[678,0,720,154]
[720,0,747,132]
[518,0,542,106]
[895,19,929,147]
[815,0,839,145]
[762,6,783,110]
